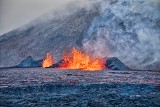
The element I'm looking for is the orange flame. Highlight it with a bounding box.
[42,52,54,68]
[59,48,105,71]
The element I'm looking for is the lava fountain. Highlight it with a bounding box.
[59,48,105,71]
[42,52,54,68]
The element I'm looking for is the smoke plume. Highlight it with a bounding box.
[82,0,160,70]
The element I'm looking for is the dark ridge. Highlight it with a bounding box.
[14,56,42,68]
[105,57,132,70]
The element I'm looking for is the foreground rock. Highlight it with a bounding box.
[105,57,132,70]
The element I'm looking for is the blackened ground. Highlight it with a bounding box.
[0,68,160,107]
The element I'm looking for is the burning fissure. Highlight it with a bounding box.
[42,48,105,71]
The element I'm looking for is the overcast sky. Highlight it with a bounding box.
[0,0,77,35]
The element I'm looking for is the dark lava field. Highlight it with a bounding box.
[0,68,160,107]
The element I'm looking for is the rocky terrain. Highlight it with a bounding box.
[0,68,160,106]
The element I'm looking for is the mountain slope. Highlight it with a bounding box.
[0,0,160,70]
[0,8,99,67]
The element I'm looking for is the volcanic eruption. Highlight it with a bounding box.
[59,48,105,71]
[0,0,159,71]
[42,48,105,71]
[0,1,160,106]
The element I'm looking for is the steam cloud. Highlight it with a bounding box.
[82,0,160,70]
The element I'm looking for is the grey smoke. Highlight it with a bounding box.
[82,0,160,70]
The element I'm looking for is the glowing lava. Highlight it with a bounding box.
[42,52,54,68]
[59,48,105,71]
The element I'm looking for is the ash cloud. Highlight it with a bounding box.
[82,0,160,70]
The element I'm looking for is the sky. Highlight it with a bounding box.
[0,0,76,35]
